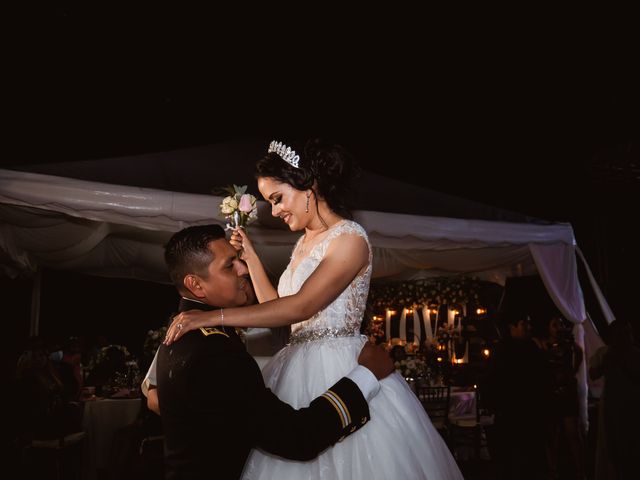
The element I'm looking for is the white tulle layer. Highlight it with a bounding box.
[241,335,463,480]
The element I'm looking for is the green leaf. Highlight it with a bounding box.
[234,184,248,195]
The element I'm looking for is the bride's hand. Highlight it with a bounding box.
[164,309,220,345]
[229,228,257,262]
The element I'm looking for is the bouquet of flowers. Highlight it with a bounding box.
[219,184,258,230]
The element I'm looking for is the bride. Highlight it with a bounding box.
[164,139,463,479]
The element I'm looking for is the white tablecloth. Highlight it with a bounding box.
[82,397,142,479]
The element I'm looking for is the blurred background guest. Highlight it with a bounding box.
[482,313,553,480]
[533,314,585,479]
[598,319,640,480]
[13,335,82,443]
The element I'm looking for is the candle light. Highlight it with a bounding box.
[422,306,433,341]
[482,348,490,358]
[385,309,392,341]
[412,309,421,346]
[399,309,407,342]
[447,308,456,327]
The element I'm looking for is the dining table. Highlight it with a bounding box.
[82,393,143,480]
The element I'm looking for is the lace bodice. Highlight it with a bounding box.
[278,220,372,344]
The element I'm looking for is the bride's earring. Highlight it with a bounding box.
[305,192,310,213]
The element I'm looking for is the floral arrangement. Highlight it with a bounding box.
[404,342,420,355]
[85,344,141,392]
[366,318,386,344]
[219,184,258,229]
[86,344,132,373]
[395,357,428,379]
[367,276,482,312]
[144,326,168,361]
[435,323,460,346]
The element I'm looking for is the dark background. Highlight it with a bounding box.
[3,9,638,365]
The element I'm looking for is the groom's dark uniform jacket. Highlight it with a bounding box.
[157,298,371,480]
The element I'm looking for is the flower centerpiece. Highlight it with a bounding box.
[435,322,460,346]
[219,184,258,230]
[85,344,140,394]
[395,357,428,380]
[365,317,386,345]
[144,326,167,365]
[86,344,132,373]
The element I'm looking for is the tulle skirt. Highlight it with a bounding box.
[241,335,463,480]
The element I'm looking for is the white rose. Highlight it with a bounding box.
[221,196,238,215]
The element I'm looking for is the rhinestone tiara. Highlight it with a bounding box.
[268,140,300,168]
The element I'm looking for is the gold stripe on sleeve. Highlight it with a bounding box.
[321,393,347,428]
[326,389,351,425]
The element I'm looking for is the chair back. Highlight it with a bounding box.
[416,385,450,430]
[475,386,495,426]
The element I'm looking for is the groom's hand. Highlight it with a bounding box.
[357,343,395,380]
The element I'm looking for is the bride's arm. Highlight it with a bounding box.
[230,228,278,303]
[165,233,368,344]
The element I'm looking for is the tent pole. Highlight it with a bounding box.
[30,268,41,336]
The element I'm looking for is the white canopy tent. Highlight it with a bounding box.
[0,146,614,430]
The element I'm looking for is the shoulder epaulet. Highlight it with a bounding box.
[200,327,229,338]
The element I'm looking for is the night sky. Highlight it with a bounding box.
[3,11,638,363]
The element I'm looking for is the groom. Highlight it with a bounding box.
[156,224,394,479]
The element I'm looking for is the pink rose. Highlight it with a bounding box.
[238,194,254,213]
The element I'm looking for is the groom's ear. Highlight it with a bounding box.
[183,274,205,299]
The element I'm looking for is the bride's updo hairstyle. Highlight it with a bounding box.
[256,138,361,219]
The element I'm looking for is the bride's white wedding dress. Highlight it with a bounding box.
[241,220,463,479]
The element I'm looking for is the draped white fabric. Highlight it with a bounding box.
[1,169,572,284]
[530,243,590,429]
[529,243,586,325]
[0,167,615,430]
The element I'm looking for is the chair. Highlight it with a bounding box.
[107,420,164,480]
[22,431,86,480]
[416,385,451,438]
[448,387,494,462]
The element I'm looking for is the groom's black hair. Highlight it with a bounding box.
[164,224,226,291]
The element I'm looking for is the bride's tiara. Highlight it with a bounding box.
[268,140,300,168]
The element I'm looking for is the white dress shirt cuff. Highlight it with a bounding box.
[141,349,158,397]
[346,365,381,402]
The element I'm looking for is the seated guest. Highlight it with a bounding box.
[14,336,82,441]
[61,336,84,400]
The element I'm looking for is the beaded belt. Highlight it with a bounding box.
[288,326,361,345]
